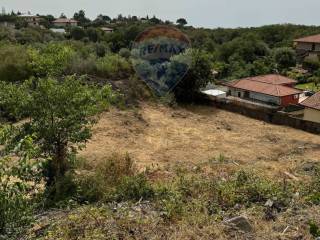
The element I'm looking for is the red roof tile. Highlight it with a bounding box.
[226,79,302,97]
[243,74,297,85]
[300,91,320,110]
[294,34,320,43]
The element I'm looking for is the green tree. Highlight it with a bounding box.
[5,76,118,185]
[70,26,86,40]
[173,49,212,102]
[273,47,296,70]
[73,10,91,26]
[176,18,187,26]
[149,16,161,24]
[86,27,99,42]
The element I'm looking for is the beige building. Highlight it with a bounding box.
[300,91,320,123]
[52,18,78,28]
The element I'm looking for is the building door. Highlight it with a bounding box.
[244,91,249,98]
[238,92,241,97]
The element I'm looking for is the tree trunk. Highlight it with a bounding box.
[47,143,68,186]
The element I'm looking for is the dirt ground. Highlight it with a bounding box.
[80,102,320,179]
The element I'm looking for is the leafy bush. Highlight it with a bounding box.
[119,48,131,59]
[65,53,97,75]
[96,54,132,79]
[303,55,320,71]
[28,43,75,77]
[305,167,320,205]
[0,135,45,236]
[0,81,30,121]
[69,27,86,41]
[77,153,137,202]
[209,171,292,211]
[77,153,154,203]
[115,174,155,202]
[309,221,320,238]
[0,44,32,82]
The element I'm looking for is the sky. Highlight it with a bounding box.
[1,0,319,28]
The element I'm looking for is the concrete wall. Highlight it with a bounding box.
[210,97,320,134]
[303,108,320,123]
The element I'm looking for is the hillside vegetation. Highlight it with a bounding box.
[1,11,320,240]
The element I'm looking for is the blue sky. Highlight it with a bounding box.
[1,0,319,28]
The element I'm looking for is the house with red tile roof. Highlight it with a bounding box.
[300,91,320,123]
[294,34,320,59]
[53,18,78,28]
[225,74,302,107]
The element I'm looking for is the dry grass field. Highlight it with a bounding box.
[81,102,320,179]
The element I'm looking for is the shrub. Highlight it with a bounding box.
[0,135,45,236]
[65,53,97,75]
[209,171,292,211]
[173,49,212,102]
[115,174,155,202]
[0,81,30,121]
[0,44,32,82]
[95,43,107,57]
[303,55,320,71]
[28,43,75,77]
[70,27,86,41]
[77,153,137,202]
[305,167,320,205]
[309,221,320,238]
[119,48,131,59]
[96,54,132,79]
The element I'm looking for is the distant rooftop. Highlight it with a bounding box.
[18,13,39,18]
[300,91,320,110]
[294,34,320,43]
[241,74,297,85]
[53,18,78,23]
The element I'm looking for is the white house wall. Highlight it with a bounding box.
[249,92,280,105]
[229,88,280,105]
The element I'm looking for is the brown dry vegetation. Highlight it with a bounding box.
[81,102,320,180]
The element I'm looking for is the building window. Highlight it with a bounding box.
[294,94,299,99]
[312,43,316,51]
